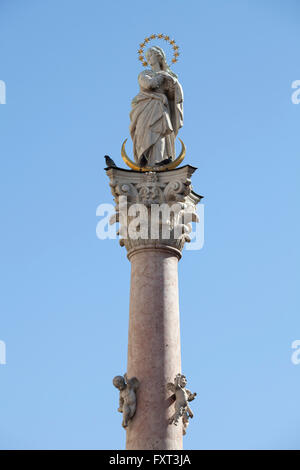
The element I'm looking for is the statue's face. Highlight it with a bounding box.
[180,376,187,387]
[113,376,126,390]
[147,50,160,69]
[117,381,126,390]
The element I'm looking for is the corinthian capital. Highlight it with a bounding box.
[105,165,202,255]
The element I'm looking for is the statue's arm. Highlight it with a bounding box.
[118,394,124,412]
[187,389,197,401]
[138,71,162,90]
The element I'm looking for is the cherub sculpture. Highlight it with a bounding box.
[167,373,197,435]
[112,373,140,429]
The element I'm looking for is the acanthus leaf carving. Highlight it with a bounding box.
[106,166,202,253]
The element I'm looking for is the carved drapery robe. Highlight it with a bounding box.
[130,70,183,167]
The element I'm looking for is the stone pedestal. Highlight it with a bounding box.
[106,165,201,450]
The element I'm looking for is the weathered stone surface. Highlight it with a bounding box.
[105,165,201,450]
[130,46,183,167]
[126,248,182,449]
[167,374,197,436]
[106,165,202,253]
[112,374,140,429]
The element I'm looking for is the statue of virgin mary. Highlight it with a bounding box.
[129,46,183,168]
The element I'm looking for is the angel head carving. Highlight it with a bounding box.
[113,375,126,391]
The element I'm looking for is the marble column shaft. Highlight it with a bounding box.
[106,165,201,450]
[126,246,182,449]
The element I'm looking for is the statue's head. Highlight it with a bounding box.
[179,375,187,388]
[175,374,187,388]
[145,46,178,78]
[145,46,167,70]
[174,373,187,388]
[113,375,126,391]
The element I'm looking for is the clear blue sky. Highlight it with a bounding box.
[0,0,299,450]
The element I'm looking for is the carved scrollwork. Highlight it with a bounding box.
[106,166,202,253]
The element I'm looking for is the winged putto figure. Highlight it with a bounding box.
[167,373,197,435]
[112,373,140,428]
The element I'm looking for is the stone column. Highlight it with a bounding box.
[126,245,182,449]
[106,166,201,450]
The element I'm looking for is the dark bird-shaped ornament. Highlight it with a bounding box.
[104,155,117,168]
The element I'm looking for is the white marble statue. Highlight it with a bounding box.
[113,373,140,428]
[167,374,197,435]
[130,46,183,168]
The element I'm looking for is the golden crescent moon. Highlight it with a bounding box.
[121,138,186,172]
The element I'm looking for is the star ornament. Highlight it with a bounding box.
[136,33,180,68]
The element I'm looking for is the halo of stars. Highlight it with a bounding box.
[137,34,180,67]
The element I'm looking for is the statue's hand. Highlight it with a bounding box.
[159,71,176,84]
[187,392,197,402]
[151,74,163,88]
